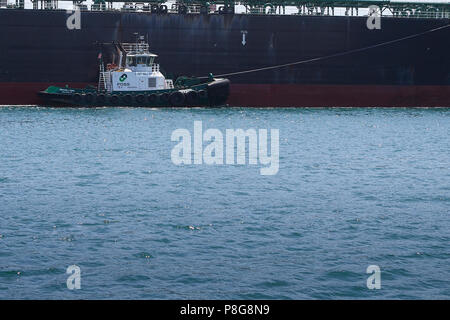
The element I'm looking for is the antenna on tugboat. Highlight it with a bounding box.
[133,32,139,45]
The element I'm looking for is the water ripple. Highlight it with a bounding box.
[0,107,449,299]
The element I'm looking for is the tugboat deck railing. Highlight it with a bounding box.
[136,64,161,74]
[136,63,159,72]
[121,43,150,54]
[165,79,174,89]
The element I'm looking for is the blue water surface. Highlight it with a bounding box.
[0,106,449,299]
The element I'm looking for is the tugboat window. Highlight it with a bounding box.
[126,56,137,67]
[137,56,146,65]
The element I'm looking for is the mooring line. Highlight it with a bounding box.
[201,23,450,79]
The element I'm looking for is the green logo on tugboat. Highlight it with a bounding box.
[119,74,127,82]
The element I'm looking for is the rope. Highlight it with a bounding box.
[202,23,450,79]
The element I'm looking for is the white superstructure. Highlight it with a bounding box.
[98,38,173,93]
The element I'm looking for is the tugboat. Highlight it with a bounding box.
[38,37,230,107]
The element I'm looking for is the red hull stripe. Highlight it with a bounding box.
[228,84,450,107]
[0,82,449,107]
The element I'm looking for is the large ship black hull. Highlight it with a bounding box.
[0,9,449,107]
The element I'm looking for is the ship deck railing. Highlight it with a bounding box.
[89,4,450,19]
[2,1,450,20]
[92,4,450,19]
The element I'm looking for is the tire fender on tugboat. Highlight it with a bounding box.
[169,91,185,106]
[198,90,207,99]
[84,93,94,103]
[110,95,119,104]
[147,93,158,104]
[136,94,145,104]
[72,93,82,103]
[97,94,106,104]
[207,79,230,106]
[123,94,132,104]
[159,92,170,103]
[185,90,198,105]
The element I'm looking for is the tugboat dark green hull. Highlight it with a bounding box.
[38,78,230,107]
